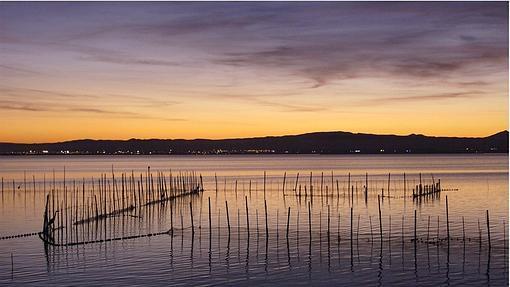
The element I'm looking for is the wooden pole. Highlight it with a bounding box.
[208,197,212,235]
[309,172,313,202]
[350,207,353,244]
[276,209,279,240]
[378,195,383,241]
[256,209,259,236]
[446,196,450,240]
[282,172,286,196]
[215,173,218,194]
[263,171,266,200]
[294,173,299,193]
[478,219,481,244]
[462,216,465,241]
[327,204,330,241]
[348,173,350,199]
[414,210,417,244]
[308,202,312,242]
[286,206,291,239]
[245,196,250,235]
[365,172,368,199]
[190,201,195,235]
[419,173,422,194]
[225,200,230,234]
[331,171,334,198]
[170,200,173,233]
[265,199,268,238]
[486,210,491,249]
[403,172,406,197]
[320,172,323,197]
[387,173,391,196]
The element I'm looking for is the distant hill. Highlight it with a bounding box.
[0,131,507,155]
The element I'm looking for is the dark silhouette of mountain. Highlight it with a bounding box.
[0,131,507,155]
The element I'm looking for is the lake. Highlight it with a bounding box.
[0,154,507,286]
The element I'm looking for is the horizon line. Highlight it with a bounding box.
[2,129,508,145]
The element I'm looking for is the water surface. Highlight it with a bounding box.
[0,154,507,286]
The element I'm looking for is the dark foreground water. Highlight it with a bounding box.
[0,154,507,286]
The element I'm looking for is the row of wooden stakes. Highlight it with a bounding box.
[40,168,204,245]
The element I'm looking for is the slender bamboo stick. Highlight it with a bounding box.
[245,196,250,235]
[226,200,230,234]
[378,195,382,241]
[308,202,312,242]
[286,206,291,239]
[486,210,491,249]
[265,199,268,238]
[414,210,417,244]
[446,196,450,240]
[190,201,195,235]
[208,197,212,235]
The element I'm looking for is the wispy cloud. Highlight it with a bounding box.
[75,46,183,67]
[204,92,330,113]
[0,87,184,121]
[0,64,39,75]
[360,91,483,106]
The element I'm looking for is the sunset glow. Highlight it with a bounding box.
[0,2,508,143]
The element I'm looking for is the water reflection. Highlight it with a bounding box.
[0,155,507,285]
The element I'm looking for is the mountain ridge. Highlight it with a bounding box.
[0,130,507,155]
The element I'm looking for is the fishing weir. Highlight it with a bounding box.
[38,169,204,246]
[0,168,506,284]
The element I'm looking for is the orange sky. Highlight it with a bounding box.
[0,2,508,143]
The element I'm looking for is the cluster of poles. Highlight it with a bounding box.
[0,168,506,285]
[267,171,441,203]
[197,195,496,249]
[0,169,502,254]
[39,168,203,246]
[412,173,441,199]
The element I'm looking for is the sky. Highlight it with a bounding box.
[0,2,508,143]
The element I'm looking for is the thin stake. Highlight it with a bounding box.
[327,205,330,241]
[378,195,383,241]
[208,197,212,235]
[264,199,268,238]
[286,206,291,239]
[190,201,195,235]
[226,200,230,234]
[282,172,286,196]
[350,207,353,244]
[245,196,250,235]
[462,216,465,241]
[486,210,491,249]
[446,196,450,240]
[414,210,417,244]
[308,202,312,242]
[263,171,266,200]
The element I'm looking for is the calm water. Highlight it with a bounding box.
[0,154,508,286]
